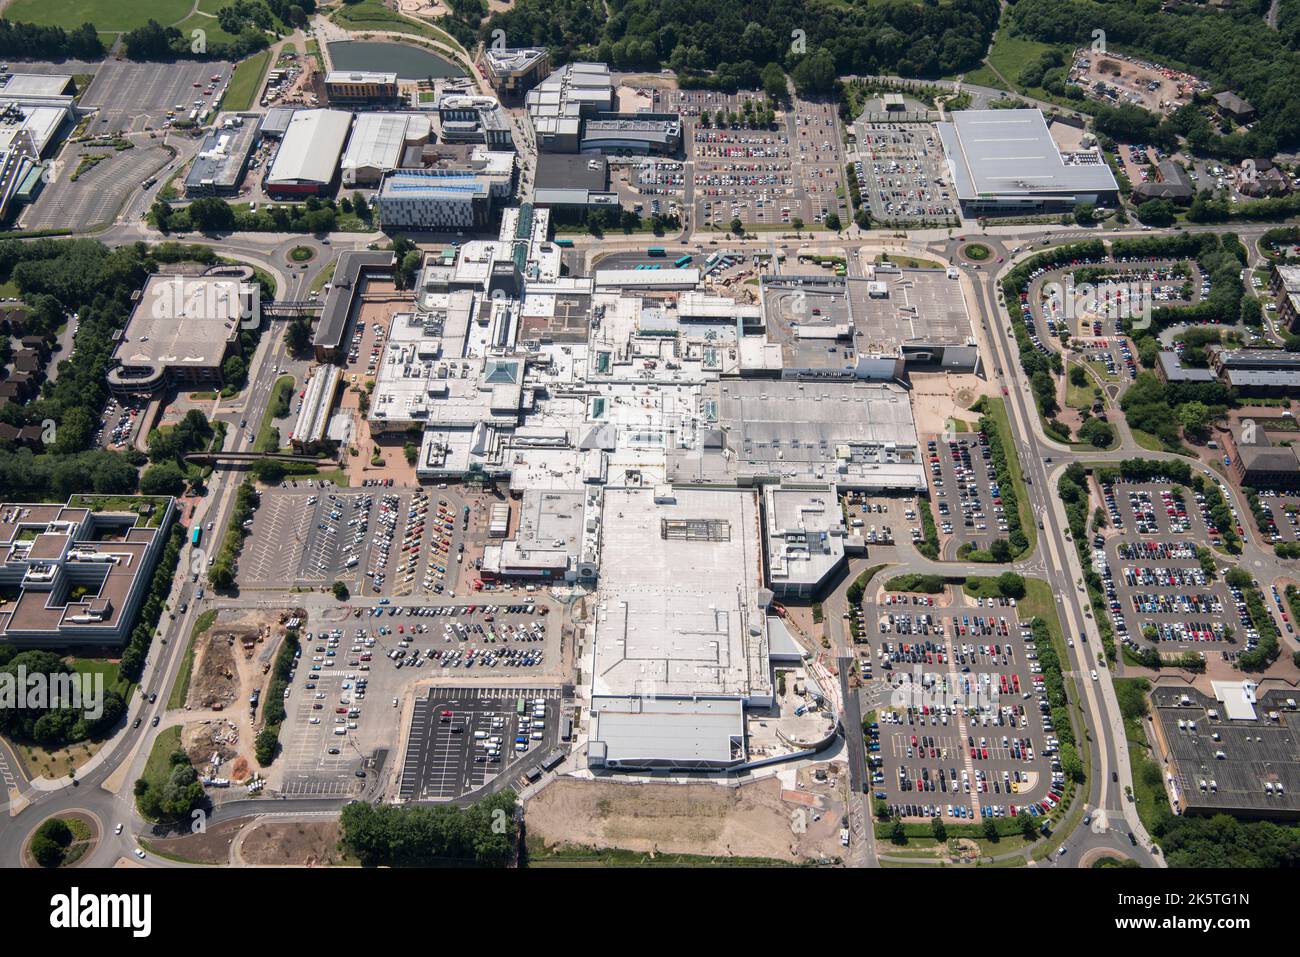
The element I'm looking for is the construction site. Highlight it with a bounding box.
[180,607,301,788]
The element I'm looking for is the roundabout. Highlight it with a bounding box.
[22,808,102,869]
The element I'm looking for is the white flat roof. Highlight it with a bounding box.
[593,486,770,701]
[268,109,352,185]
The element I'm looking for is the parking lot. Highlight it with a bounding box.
[1095,477,1243,656]
[240,484,470,597]
[79,60,233,134]
[1074,337,1138,387]
[399,687,560,800]
[851,122,955,224]
[1256,491,1300,544]
[24,143,173,232]
[660,87,847,229]
[275,600,563,796]
[926,431,1007,558]
[860,587,1064,823]
[612,158,685,223]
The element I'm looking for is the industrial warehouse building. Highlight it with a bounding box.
[937,109,1119,215]
[0,496,175,648]
[265,108,353,196]
[183,114,260,196]
[1152,684,1300,820]
[340,112,431,186]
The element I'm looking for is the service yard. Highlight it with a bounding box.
[860,586,1064,824]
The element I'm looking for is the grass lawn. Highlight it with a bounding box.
[255,375,295,452]
[1131,428,1164,452]
[330,0,464,52]
[310,259,338,293]
[138,726,183,814]
[169,609,217,710]
[980,396,1037,557]
[3,0,192,31]
[1066,365,1099,411]
[220,49,272,112]
[984,33,1058,89]
[68,657,133,698]
[876,254,945,269]
[176,13,243,50]
[0,279,22,299]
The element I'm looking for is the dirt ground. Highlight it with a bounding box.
[1071,50,1204,116]
[238,820,351,866]
[525,772,847,863]
[910,371,994,437]
[143,817,247,865]
[182,607,296,782]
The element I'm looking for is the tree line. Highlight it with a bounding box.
[484,0,999,93]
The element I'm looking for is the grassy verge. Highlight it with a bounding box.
[254,375,295,453]
[525,839,801,867]
[221,49,271,112]
[169,609,217,710]
[310,258,338,293]
[975,396,1036,558]
[136,726,182,821]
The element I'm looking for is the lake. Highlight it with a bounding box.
[326,40,460,80]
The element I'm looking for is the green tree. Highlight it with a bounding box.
[761,62,787,101]
[791,48,837,94]
[140,461,185,496]
[824,212,841,231]
[730,217,744,237]
[332,580,350,601]
[255,728,279,766]
[1073,202,1096,226]
[930,816,947,843]
[996,572,1026,598]
[1135,199,1176,227]
[1176,401,1212,439]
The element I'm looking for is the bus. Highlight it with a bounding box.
[647,247,666,257]
[516,697,526,716]
[674,255,692,267]
[554,238,574,247]
[190,526,202,548]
